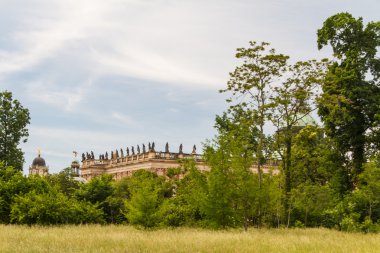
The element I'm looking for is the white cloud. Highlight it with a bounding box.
[0,0,228,88]
[168,108,179,113]
[90,45,224,88]
[0,0,100,75]
[22,125,148,171]
[25,79,92,111]
[111,112,139,127]
[2,0,379,88]
[5,0,380,173]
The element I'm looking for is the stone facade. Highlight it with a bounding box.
[81,144,280,181]
[81,149,207,181]
[29,153,49,176]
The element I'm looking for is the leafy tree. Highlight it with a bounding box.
[0,91,30,170]
[47,168,81,197]
[174,160,208,226]
[75,174,115,222]
[291,125,349,197]
[0,162,50,223]
[357,158,380,223]
[10,190,104,225]
[291,125,331,186]
[204,110,258,229]
[204,144,237,228]
[317,13,380,188]
[270,59,327,225]
[262,173,284,228]
[158,198,189,227]
[125,170,165,228]
[221,41,288,188]
[106,177,131,224]
[76,174,113,204]
[220,41,327,226]
[290,183,335,227]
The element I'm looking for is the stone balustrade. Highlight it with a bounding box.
[80,143,280,181]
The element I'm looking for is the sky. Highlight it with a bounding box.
[0,0,379,173]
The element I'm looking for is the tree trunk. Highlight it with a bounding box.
[284,135,292,227]
[256,122,264,228]
[352,134,365,188]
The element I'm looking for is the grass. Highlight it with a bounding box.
[0,225,379,253]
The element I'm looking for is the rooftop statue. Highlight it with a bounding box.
[105,151,108,160]
[111,151,114,159]
[148,142,151,151]
[91,151,94,159]
[152,142,155,152]
[137,145,140,154]
[192,145,196,154]
[82,153,85,161]
[143,144,146,153]
[165,142,169,153]
[179,144,183,154]
[126,147,130,156]
[116,150,119,158]
[120,148,124,158]
[132,146,135,155]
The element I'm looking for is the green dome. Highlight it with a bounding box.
[294,115,317,127]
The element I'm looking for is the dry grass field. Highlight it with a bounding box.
[0,225,379,253]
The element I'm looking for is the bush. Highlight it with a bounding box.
[10,190,104,225]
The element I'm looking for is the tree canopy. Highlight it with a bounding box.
[317,12,380,188]
[0,91,30,170]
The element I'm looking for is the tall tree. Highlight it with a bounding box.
[270,60,327,225]
[0,91,30,170]
[317,13,380,188]
[204,109,258,229]
[221,41,288,188]
[221,41,288,226]
[221,41,327,226]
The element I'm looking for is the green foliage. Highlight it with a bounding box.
[317,13,380,187]
[291,126,325,184]
[47,169,81,197]
[0,91,30,170]
[220,41,328,226]
[76,174,113,204]
[204,109,259,229]
[351,159,380,226]
[0,162,51,223]
[75,174,125,223]
[291,125,347,195]
[174,160,208,225]
[158,198,188,227]
[10,190,104,225]
[322,159,380,232]
[270,59,327,204]
[124,170,165,228]
[290,183,336,227]
[262,173,284,227]
[221,41,287,189]
[0,13,379,233]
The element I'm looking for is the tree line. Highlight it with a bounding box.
[0,12,379,232]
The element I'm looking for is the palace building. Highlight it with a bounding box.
[81,142,208,181]
[29,151,49,176]
[81,142,279,181]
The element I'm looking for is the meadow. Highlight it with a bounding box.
[0,225,379,253]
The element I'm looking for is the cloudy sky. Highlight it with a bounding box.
[0,0,379,173]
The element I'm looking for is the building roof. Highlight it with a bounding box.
[32,155,46,167]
